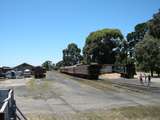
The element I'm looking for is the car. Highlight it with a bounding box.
[5,70,16,79]
[0,73,6,78]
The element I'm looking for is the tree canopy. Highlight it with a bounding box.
[83,28,124,64]
[126,22,148,58]
[115,40,130,64]
[148,10,160,38]
[135,34,160,76]
[42,60,55,71]
[55,60,64,70]
[63,43,82,66]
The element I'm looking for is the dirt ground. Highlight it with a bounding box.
[100,73,121,79]
[1,71,160,120]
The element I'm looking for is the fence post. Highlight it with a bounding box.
[0,113,5,120]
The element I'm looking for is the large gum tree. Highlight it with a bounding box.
[83,28,124,64]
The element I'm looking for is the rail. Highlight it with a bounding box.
[0,89,27,120]
[16,106,27,120]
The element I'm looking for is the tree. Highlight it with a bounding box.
[83,28,124,64]
[42,61,55,71]
[63,43,82,66]
[55,60,64,70]
[135,34,160,76]
[115,40,130,64]
[127,22,148,58]
[148,9,160,38]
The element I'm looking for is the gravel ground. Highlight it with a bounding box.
[0,71,160,120]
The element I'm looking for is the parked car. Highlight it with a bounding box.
[5,70,16,79]
[0,73,6,78]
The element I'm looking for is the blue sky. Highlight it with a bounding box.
[0,0,160,67]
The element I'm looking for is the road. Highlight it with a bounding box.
[0,71,160,119]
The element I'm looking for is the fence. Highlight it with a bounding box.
[0,89,27,120]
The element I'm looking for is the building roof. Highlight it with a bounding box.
[1,66,12,69]
[13,63,34,70]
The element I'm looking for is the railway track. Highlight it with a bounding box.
[64,72,160,94]
[107,80,160,94]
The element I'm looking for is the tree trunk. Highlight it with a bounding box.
[151,69,153,77]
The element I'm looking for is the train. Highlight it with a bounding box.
[60,64,101,79]
[32,66,46,79]
[60,64,135,79]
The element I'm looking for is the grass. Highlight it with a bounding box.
[27,105,160,120]
[27,114,57,120]
[26,79,53,99]
[110,105,160,120]
[26,79,51,90]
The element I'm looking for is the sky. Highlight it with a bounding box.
[0,0,160,67]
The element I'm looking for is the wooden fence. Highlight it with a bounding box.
[0,89,27,120]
